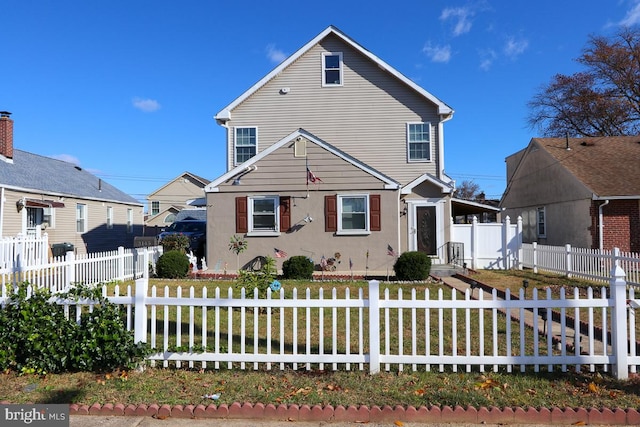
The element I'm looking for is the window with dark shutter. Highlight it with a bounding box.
[370,194,381,231]
[279,196,291,232]
[325,195,337,232]
[236,196,248,233]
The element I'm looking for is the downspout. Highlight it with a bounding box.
[0,187,4,237]
[438,113,454,180]
[598,199,609,251]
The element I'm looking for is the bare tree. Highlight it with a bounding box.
[454,180,481,200]
[528,27,640,137]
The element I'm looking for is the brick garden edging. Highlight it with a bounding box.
[62,402,640,425]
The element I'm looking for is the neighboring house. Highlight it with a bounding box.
[500,136,640,252]
[145,172,209,232]
[0,112,144,254]
[204,26,489,275]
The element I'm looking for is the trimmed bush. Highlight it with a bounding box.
[157,250,190,278]
[282,255,314,279]
[393,251,432,281]
[160,234,190,252]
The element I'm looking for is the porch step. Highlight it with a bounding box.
[430,264,465,277]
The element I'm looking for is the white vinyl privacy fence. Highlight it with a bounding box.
[6,267,634,379]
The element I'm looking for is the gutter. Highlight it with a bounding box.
[598,199,609,251]
[0,187,4,237]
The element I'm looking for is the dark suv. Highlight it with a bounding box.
[158,220,206,263]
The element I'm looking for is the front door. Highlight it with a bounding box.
[416,206,436,255]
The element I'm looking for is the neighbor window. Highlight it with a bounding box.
[235,127,257,164]
[151,201,160,216]
[407,123,431,161]
[76,203,87,233]
[338,194,368,234]
[322,52,343,86]
[249,195,279,234]
[164,213,176,224]
[537,207,546,237]
[106,206,113,229]
[127,208,133,233]
[42,207,54,229]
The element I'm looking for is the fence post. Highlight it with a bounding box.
[368,279,380,374]
[143,248,150,280]
[65,251,75,290]
[610,258,628,380]
[532,242,538,273]
[118,246,125,282]
[471,216,478,270]
[565,244,572,278]
[502,216,511,269]
[517,216,523,270]
[134,278,148,344]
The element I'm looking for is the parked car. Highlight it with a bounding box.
[158,219,206,265]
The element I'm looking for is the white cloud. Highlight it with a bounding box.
[503,37,528,59]
[51,154,80,165]
[423,42,452,63]
[265,44,287,64]
[132,97,161,113]
[620,1,640,26]
[479,48,497,71]
[440,7,474,36]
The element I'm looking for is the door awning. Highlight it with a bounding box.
[24,198,66,208]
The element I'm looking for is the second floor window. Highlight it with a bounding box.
[407,123,431,162]
[537,207,546,237]
[235,127,257,164]
[151,201,160,215]
[322,52,343,86]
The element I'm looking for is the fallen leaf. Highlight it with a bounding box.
[588,382,599,393]
[414,388,425,396]
[394,421,404,426]
[572,421,586,425]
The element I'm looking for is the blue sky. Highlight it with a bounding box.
[2,1,639,207]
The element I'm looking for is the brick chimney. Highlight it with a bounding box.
[0,111,13,160]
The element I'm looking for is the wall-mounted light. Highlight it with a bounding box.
[303,214,313,223]
[16,198,25,212]
[400,206,408,216]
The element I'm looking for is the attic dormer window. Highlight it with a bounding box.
[322,52,343,86]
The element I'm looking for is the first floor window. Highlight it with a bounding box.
[338,194,368,233]
[235,127,257,164]
[407,122,431,161]
[76,203,87,233]
[107,206,113,229]
[250,196,279,232]
[151,201,160,215]
[42,207,54,229]
[537,207,546,237]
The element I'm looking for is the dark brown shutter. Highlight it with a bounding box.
[279,196,291,232]
[370,194,381,231]
[325,195,337,232]
[236,196,248,233]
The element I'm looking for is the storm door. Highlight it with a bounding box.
[416,206,437,256]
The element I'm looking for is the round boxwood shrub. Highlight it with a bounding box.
[157,250,190,278]
[282,255,314,279]
[393,251,432,281]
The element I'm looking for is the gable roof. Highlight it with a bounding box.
[205,128,400,192]
[148,171,210,198]
[0,149,141,205]
[532,136,640,198]
[401,173,454,195]
[214,25,453,122]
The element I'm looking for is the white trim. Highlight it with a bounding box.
[406,122,432,163]
[206,129,400,192]
[401,173,454,195]
[214,26,453,122]
[407,199,445,263]
[248,195,280,235]
[336,194,370,235]
[321,52,344,87]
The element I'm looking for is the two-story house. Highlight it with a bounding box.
[205,26,457,275]
[0,112,144,254]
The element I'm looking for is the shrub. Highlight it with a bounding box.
[236,256,276,298]
[156,250,190,278]
[282,255,314,279]
[0,283,150,374]
[160,234,190,253]
[393,251,432,281]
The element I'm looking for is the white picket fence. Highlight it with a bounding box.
[22,266,635,379]
[1,234,162,292]
[521,243,640,287]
